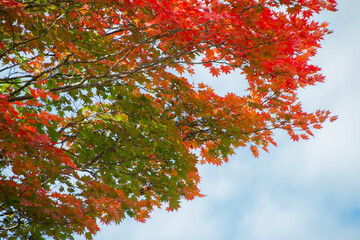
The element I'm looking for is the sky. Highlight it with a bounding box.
[77,1,360,239]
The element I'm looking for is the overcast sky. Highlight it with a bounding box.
[77,1,360,239]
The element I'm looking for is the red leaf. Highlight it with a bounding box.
[250,146,259,158]
[209,67,221,77]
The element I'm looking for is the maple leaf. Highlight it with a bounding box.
[330,115,338,122]
[209,66,221,77]
[220,65,232,74]
[250,145,260,158]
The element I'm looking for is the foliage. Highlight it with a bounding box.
[0,0,337,239]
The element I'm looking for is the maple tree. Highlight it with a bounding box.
[0,0,337,239]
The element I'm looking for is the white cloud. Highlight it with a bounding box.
[90,198,225,240]
[235,193,360,240]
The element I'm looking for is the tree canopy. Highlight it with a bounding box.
[0,0,337,239]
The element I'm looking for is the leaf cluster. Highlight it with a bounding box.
[0,0,337,239]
